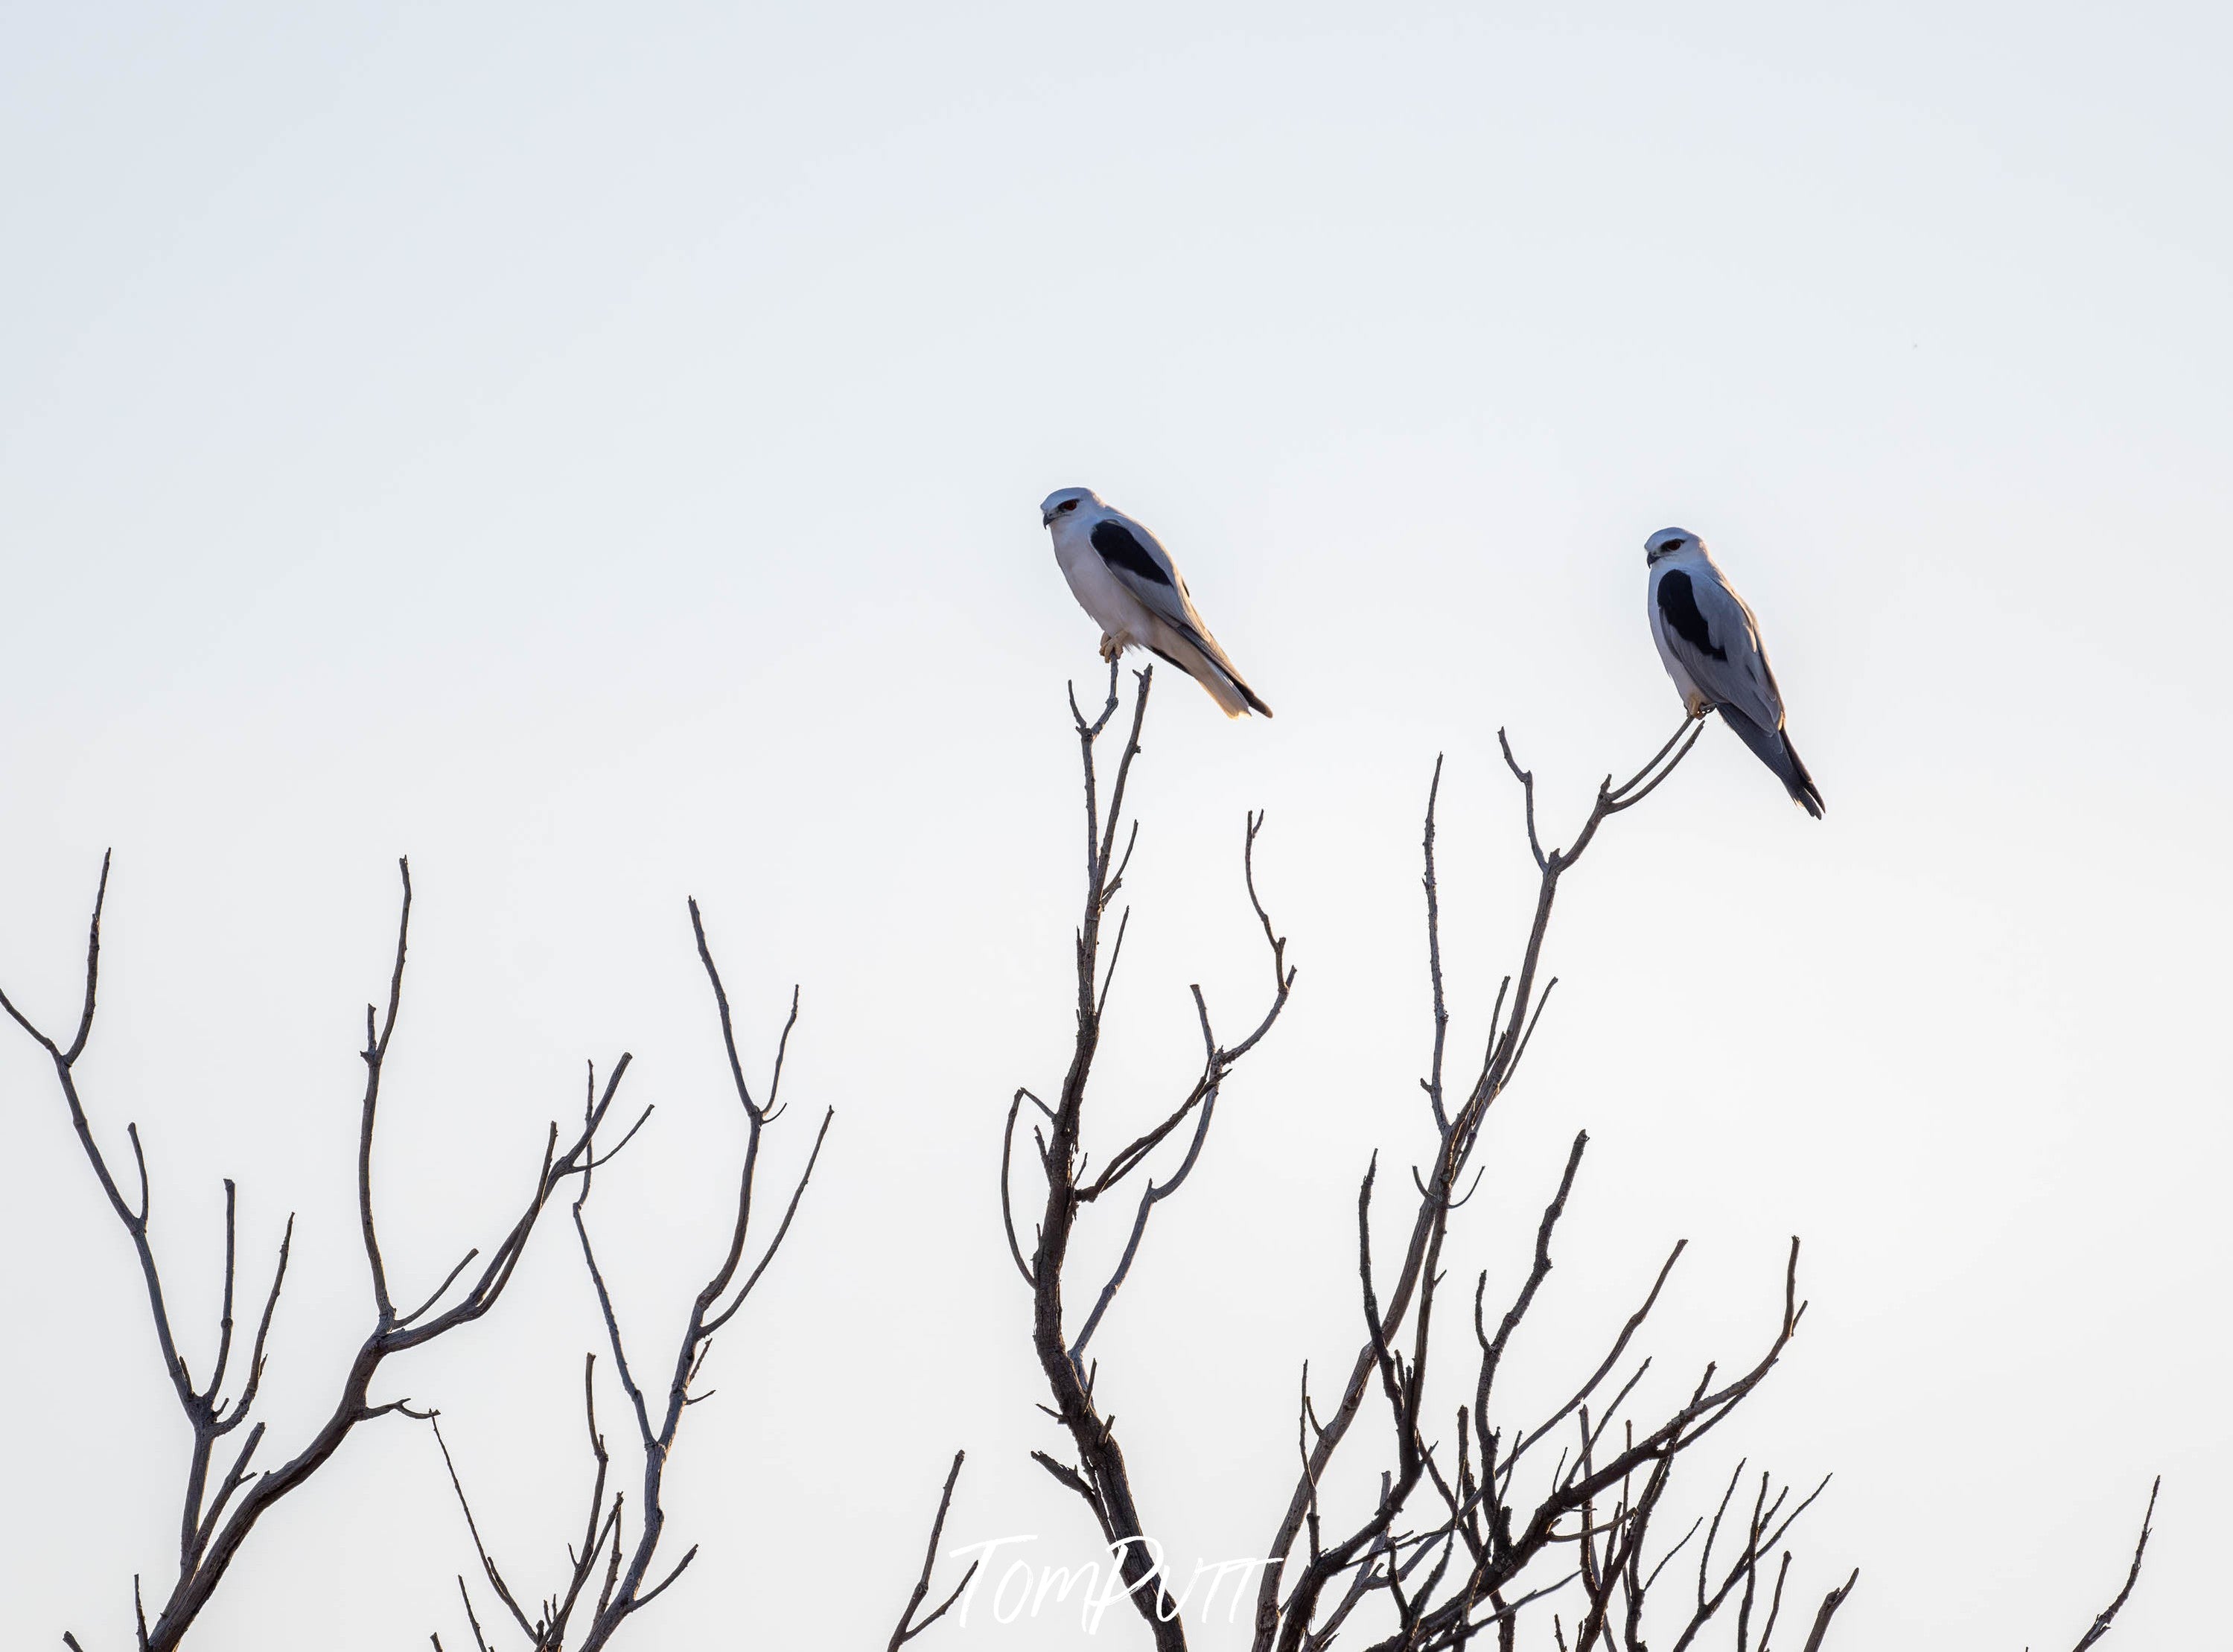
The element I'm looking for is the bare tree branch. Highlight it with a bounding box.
[428,904,836,1652]
[1254,726,1714,1649]
[1233,725,1869,1652]
[4,856,634,1651]
[1010,662,1297,1652]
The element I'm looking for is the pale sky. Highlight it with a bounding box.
[1,2,2226,1646]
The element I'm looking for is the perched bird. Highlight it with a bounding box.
[1040,487,1273,718]
[1644,527,1823,817]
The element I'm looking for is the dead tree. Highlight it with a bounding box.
[424,899,834,1652]
[1240,727,1860,1650]
[1,857,645,1652]
[1250,740,2160,1651]
[998,676,1844,1648]
[999,663,1296,1651]
[1001,674,2160,1649]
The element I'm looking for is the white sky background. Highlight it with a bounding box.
[1,1,2226,1645]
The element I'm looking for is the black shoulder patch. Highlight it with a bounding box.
[1091,520,1173,587]
[1656,570,1727,662]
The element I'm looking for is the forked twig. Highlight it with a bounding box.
[888,1452,980,1650]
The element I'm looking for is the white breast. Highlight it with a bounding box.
[1647,561,1705,712]
[1051,523,1143,637]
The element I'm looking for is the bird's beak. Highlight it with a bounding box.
[1041,511,1056,527]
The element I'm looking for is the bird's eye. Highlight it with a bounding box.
[1059,500,1079,512]
[1661,538,1684,551]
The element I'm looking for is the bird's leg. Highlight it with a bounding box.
[1098,632,1126,664]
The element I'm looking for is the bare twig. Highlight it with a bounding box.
[889,1452,979,1650]
[2069,1477,2159,1651]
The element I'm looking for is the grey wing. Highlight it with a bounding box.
[1090,517,1224,649]
[1655,565,1786,731]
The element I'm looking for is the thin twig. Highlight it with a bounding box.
[2070,1477,2160,1651]
[889,1451,980,1650]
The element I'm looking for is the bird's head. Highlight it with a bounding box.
[1644,526,1702,566]
[1041,487,1100,529]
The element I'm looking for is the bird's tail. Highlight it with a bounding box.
[1148,628,1273,719]
[1716,705,1825,818]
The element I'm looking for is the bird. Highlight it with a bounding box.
[1644,527,1823,817]
[1039,487,1272,718]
